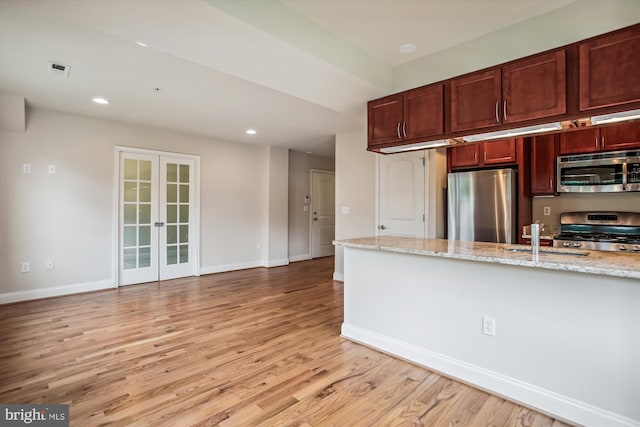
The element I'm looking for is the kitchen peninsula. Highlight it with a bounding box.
[334,236,639,427]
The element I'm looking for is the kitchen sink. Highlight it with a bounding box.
[505,247,589,257]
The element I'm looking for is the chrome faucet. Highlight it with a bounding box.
[531,222,541,255]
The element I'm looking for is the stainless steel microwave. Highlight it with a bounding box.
[557,149,640,193]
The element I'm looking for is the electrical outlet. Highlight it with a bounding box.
[23,164,31,174]
[543,206,551,216]
[21,262,30,273]
[48,164,56,174]
[482,316,496,336]
[46,260,55,270]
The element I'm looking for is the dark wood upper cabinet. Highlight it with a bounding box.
[600,121,640,151]
[403,84,444,140]
[368,94,403,146]
[530,134,557,195]
[368,24,640,154]
[450,70,501,133]
[579,26,640,111]
[368,84,444,148]
[484,139,518,165]
[559,122,640,155]
[502,50,566,124]
[449,144,481,169]
[451,51,566,134]
[559,128,600,155]
[449,139,517,170]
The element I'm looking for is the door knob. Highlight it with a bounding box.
[313,218,318,221]
[379,225,387,230]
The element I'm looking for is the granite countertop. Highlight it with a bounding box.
[334,236,640,280]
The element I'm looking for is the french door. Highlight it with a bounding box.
[118,150,198,285]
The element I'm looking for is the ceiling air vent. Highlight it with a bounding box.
[48,61,70,77]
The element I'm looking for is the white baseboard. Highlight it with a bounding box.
[0,279,115,305]
[200,260,263,275]
[341,322,639,427]
[333,272,344,282]
[264,258,290,268]
[289,254,312,262]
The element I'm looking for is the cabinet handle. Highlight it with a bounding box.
[622,162,628,189]
[595,136,599,148]
[495,102,500,123]
[503,101,507,122]
[474,152,478,163]
[602,135,605,147]
[402,121,407,138]
[484,151,487,162]
[550,179,553,190]
[397,122,402,140]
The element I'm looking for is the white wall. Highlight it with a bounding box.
[0,107,289,302]
[334,126,376,280]
[288,150,334,261]
[265,145,290,267]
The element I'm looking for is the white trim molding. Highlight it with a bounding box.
[332,272,344,282]
[0,279,115,305]
[341,323,640,427]
[289,254,312,263]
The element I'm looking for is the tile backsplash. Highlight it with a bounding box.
[532,192,640,225]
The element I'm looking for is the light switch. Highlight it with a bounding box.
[341,206,350,214]
[304,205,309,212]
[48,165,56,174]
[304,194,310,204]
[23,164,31,174]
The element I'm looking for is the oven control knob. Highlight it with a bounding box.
[562,242,571,247]
[619,245,627,251]
[572,243,581,248]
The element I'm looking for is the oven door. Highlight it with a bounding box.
[557,160,625,193]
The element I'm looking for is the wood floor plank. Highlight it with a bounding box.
[0,257,575,426]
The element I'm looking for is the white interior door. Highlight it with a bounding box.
[119,151,197,285]
[120,153,159,285]
[311,170,335,258]
[378,151,425,237]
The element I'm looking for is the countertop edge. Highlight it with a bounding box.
[334,238,640,280]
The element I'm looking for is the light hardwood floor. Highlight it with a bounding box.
[0,257,573,426]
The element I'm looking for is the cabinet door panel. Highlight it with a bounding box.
[449,144,480,169]
[450,69,501,132]
[559,128,600,155]
[601,121,640,151]
[368,95,403,146]
[484,139,517,165]
[403,84,444,140]
[579,26,640,111]
[503,50,566,123]
[530,134,556,195]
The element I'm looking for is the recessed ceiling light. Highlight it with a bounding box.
[245,129,257,135]
[92,97,110,105]
[400,43,416,54]
[136,42,148,47]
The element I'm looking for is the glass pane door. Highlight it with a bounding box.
[159,157,195,280]
[119,153,159,285]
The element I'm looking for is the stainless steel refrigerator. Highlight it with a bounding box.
[447,168,517,244]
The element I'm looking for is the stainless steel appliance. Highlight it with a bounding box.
[554,211,640,253]
[447,168,517,243]
[557,149,640,193]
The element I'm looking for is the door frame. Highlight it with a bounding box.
[309,169,335,258]
[113,146,201,286]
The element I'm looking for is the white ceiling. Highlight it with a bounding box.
[0,0,577,158]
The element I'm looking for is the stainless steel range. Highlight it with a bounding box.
[554,211,640,253]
